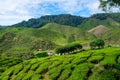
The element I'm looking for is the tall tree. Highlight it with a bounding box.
[99,0,120,11]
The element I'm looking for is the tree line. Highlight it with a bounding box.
[55,39,105,55]
[55,43,82,55]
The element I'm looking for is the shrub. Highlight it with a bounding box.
[35,51,48,58]
[55,43,82,55]
[31,74,42,80]
[49,65,63,80]
[100,56,116,66]
[31,63,39,71]
[58,68,72,80]
[68,63,89,80]
[13,64,23,75]
[35,62,50,74]
[88,55,103,63]
[88,69,116,80]
[22,71,33,80]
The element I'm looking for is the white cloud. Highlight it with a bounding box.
[86,0,104,14]
[0,0,106,25]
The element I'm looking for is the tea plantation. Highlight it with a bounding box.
[0,57,22,76]
[0,47,120,80]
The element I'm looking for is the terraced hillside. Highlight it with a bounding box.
[1,47,120,80]
[0,57,22,76]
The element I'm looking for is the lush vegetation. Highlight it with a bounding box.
[55,43,82,55]
[10,14,86,28]
[0,13,120,80]
[5,13,120,30]
[90,39,105,49]
[0,57,22,76]
[79,13,120,31]
[0,47,120,80]
[99,0,120,11]
[0,23,95,59]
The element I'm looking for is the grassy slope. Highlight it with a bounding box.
[0,23,94,45]
[87,25,110,38]
[41,23,95,44]
[1,22,120,59]
[0,23,95,58]
[78,18,120,44]
[102,28,120,44]
[0,47,120,80]
[79,18,120,31]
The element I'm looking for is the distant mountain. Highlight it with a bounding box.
[79,13,120,31]
[7,13,120,31]
[0,25,5,28]
[11,14,86,28]
[91,13,120,22]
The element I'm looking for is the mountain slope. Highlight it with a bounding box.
[6,13,120,30]
[79,18,120,31]
[0,23,95,58]
[102,28,120,44]
[10,14,86,28]
[88,25,109,37]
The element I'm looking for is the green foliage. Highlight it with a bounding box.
[22,71,33,80]
[68,63,89,80]
[80,13,120,31]
[88,55,103,62]
[30,63,39,71]
[34,51,48,58]
[11,14,86,28]
[90,39,105,49]
[49,65,63,80]
[118,57,120,63]
[0,57,22,76]
[35,61,50,74]
[99,0,120,11]
[55,43,82,55]
[58,67,72,80]
[13,64,23,75]
[31,74,42,80]
[89,69,116,80]
[0,47,120,80]
[100,56,116,66]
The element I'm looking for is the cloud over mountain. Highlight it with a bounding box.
[0,0,103,25]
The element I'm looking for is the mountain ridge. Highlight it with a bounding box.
[4,13,120,31]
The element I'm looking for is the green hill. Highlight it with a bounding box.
[0,23,95,59]
[102,28,120,44]
[0,47,120,80]
[79,18,120,31]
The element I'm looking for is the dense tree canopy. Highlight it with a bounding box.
[90,39,105,49]
[99,0,120,11]
[55,43,82,55]
[11,14,86,28]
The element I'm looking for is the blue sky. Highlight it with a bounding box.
[0,0,118,26]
